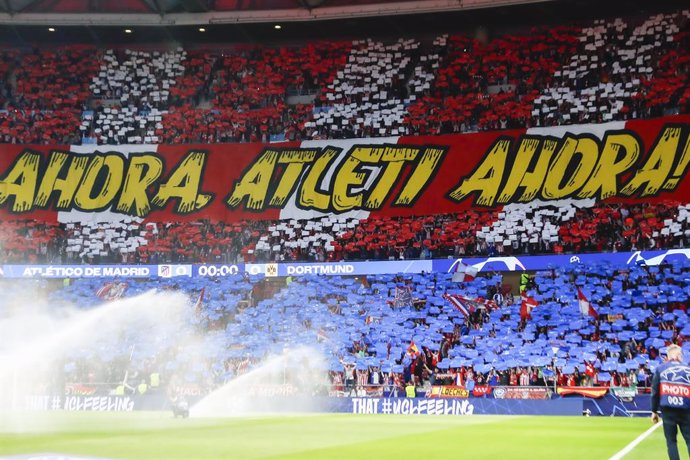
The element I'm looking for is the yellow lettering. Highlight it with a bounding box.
[34,151,89,208]
[448,139,510,206]
[366,146,419,209]
[578,133,640,199]
[115,155,164,216]
[269,150,317,207]
[621,127,681,196]
[225,150,278,211]
[0,151,40,212]
[332,148,370,212]
[298,148,339,210]
[395,147,445,206]
[542,137,597,200]
[497,138,554,203]
[152,151,211,214]
[73,154,125,211]
[669,133,690,189]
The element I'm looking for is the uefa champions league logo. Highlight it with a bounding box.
[448,257,527,273]
[626,249,690,266]
[661,365,690,385]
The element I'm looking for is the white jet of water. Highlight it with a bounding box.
[0,289,194,424]
[190,346,330,418]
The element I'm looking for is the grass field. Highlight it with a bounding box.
[0,412,685,460]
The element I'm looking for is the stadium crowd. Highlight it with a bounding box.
[1,201,688,265]
[0,9,685,143]
[14,253,688,399]
[0,6,689,405]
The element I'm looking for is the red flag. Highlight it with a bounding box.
[96,282,114,299]
[577,287,598,318]
[468,295,498,312]
[476,296,499,311]
[443,293,473,318]
[96,282,128,300]
[451,261,479,282]
[520,294,538,321]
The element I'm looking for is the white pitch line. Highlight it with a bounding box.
[609,421,662,460]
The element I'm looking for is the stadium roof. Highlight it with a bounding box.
[0,0,557,26]
[0,0,681,44]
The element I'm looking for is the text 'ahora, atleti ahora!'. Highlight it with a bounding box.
[0,122,688,218]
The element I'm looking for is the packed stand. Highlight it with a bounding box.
[137,220,265,264]
[643,18,690,116]
[534,11,690,126]
[479,200,690,255]
[58,219,262,265]
[405,10,690,134]
[0,109,82,144]
[206,260,690,394]
[0,8,686,144]
[327,211,501,261]
[1,201,689,264]
[0,48,95,144]
[167,51,217,107]
[161,42,350,143]
[0,43,352,144]
[85,49,187,144]
[13,47,99,111]
[0,220,64,263]
[213,201,690,262]
[305,37,443,139]
[0,275,261,398]
[405,28,580,134]
[5,256,690,398]
[0,50,18,109]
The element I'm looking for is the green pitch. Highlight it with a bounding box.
[0,412,683,460]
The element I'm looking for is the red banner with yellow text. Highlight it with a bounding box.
[0,116,688,224]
